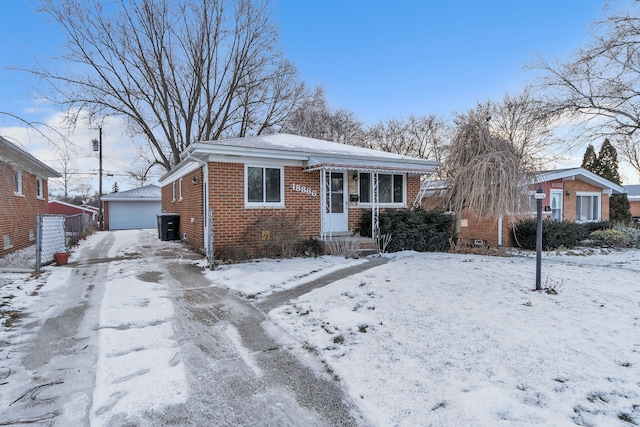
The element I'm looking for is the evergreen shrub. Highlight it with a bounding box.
[356,208,454,252]
[589,229,631,247]
[512,219,588,250]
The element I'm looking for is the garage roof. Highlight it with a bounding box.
[101,184,161,202]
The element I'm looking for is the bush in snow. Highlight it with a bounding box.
[356,208,453,253]
[589,229,631,248]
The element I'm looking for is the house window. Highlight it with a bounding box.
[246,166,283,206]
[14,170,23,195]
[358,172,405,205]
[178,178,183,201]
[36,177,44,199]
[576,193,600,222]
[172,181,176,202]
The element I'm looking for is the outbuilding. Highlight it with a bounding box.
[101,184,162,230]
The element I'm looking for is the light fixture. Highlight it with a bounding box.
[192,175,198,185]
[565,190,571,197]
[352,172,358,181]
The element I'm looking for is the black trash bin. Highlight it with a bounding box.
[157,213,180,241]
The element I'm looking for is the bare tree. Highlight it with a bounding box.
[445,104,537,219]
[488,87,560,170]
[51,148,82,200]
[532,1,640,176]
[30,0,305,172]
[364,115,450,163]
[281,86,364,144]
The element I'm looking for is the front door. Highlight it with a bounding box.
[550,190,563,221]
[323,171,348,234]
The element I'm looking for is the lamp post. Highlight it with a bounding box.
[91,127,103,230]
[534,185,546,290]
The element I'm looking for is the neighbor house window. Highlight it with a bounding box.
[358,172,404,205]
[576,192,600,222]
[14,170,23,195]
[178,178,183,201]
[172,181,176,202]
[36,177,44,199]
[246,166,283,206]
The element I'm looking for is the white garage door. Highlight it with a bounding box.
[109,201,161,230]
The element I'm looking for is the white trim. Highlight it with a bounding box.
[178,178,183,201]
[244,165,285,208]
[357,172,407,208]
[13,170,23,195]
[575,191,601,223]
[172,181,176,202]
[36,177,44,199]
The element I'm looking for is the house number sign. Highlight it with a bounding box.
[291,183,317,197]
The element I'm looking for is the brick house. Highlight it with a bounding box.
[421,167,625,248]
[624,184,640,223]
[158,134,439,260]
[0,136,61,257]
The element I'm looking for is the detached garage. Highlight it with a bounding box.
[102,184,162,230]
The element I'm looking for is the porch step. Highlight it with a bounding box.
[320,236,378,257]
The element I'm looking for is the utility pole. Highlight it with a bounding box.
[92,127,104,230]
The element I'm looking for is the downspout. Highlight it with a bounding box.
[498,215,503,247]
[183,150,211,267]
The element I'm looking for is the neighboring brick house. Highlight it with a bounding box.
[624,184,640,223]
[421,167,625,248]
[158,133,439,260]
[0,136,61,257]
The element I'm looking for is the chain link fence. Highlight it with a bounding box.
[35,213,94,271]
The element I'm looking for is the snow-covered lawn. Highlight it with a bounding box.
[2,232,639,426]
[268,249,640,426]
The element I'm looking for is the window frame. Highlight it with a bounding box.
[14,170,23,196]
[575,192,601,223]
[357,172,406,207]
[178,177,183,202]
[172,181,176,202]
[36,177,44,199]
[244,165,285,208]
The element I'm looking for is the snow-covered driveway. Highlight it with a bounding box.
[0,230,369,426]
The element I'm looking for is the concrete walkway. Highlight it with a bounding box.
[162,253,387,426]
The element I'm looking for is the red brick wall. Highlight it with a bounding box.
[630,200,640,218]
[563,180,610,221]
[160,171,206,251]
[0,161,50,257]
[162,166,424,258]
[208,163,321,258]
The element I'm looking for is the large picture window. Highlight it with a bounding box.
[576,193,600,222]
[246,166,283,206]
[358,172,405,205]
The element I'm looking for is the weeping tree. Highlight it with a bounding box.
[444,90,556,230]
[30,0,306,172]
[446,107,534,218]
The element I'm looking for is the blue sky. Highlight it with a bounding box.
[0,0,614,190]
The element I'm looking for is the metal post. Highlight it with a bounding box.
[99,127,103,231]
[535,185,545,290]
[35,214,42,273]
